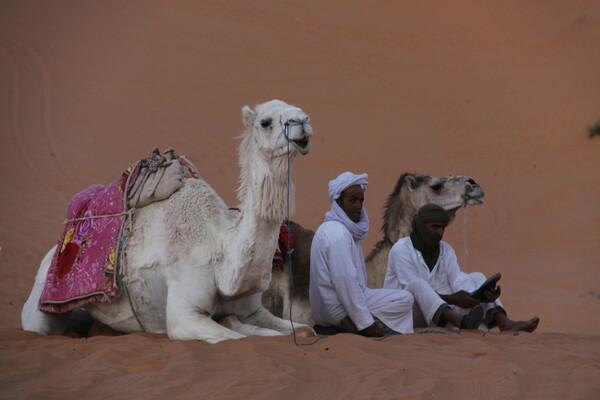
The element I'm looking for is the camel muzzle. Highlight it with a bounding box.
[283,119,312,155]
[463,181,485,205]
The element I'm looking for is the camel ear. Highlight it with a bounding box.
[405,175,418,191]
[242,106,256,130]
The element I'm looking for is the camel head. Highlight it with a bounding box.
[237,100,313,222]
[241,99,312,160]
[382,173,485,242]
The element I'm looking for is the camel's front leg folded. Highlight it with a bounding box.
[165,282,245,343]
[235,294,316,338]
[217,315,283,337]
[166,308,245,343]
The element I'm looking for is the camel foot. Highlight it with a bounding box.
[293,325,317,337]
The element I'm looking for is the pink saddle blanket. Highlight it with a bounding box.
[39,153,201,313]
[39,162,142,313]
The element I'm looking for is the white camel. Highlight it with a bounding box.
[262,173,485,326]
[22,100,315,343]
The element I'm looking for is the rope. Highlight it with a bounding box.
[284,122,299,344]
[117,163,147,332]
[282,121,322,347]
[123,280,147,332]
[462,205,469,272]
[416,328,458,335]
[63,211,131,224]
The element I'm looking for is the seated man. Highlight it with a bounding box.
[385,203,540,332]
[309,172,414,337]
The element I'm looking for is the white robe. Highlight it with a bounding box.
[309,221,414,334]
[385,237,502,328]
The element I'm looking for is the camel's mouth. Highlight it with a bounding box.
[466,197,484,205]
[292,137,311,155]
[443,194,485,214]
[464,190,485,205]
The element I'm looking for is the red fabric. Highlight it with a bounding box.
[55,243,80,279]
[179,155,201,179]
[274,225,294,263]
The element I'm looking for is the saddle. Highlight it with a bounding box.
[39,148,198,313]
[127,147,186,209]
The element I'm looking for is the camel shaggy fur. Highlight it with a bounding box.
[262,173,484,326]
[22,100,315,343]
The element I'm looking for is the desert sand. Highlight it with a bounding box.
[1,1,599,399]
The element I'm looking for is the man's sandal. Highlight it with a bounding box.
[460,305,484,330]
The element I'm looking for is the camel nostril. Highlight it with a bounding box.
[303,124,313,137]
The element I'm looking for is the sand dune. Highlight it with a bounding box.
[1,1,599,398]
[1,328,598,399]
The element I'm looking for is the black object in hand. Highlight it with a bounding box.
[471,273,501,301]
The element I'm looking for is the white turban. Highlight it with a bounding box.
[325,171,369,240]
[328,172,368,204]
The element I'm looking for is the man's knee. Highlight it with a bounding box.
[392,290,414,305]
[469,272,487,286]
[405,278,430,293]
[391,290,414,310]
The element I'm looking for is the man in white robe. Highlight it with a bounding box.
[385,203,540,332]
[309,172,414,336]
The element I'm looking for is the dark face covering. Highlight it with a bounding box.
[410,204,450,271]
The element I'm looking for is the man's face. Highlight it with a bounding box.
[337,185,365,223]
[424,222,447,239]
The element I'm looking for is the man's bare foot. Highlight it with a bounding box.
[497,315,540,332]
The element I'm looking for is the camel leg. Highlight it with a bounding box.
[218,315,283,337]
[235,294,316,337]
[21,246,69,335]
[167,312,245,343]
[165,279,245,343]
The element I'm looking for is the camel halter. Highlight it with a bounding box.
[281,117,309,145]
[283,123,304,345]
[462,205,469,272]
[459,182,474,273]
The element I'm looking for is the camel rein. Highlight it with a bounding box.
[282,121,323,346]
[283,121,302,345]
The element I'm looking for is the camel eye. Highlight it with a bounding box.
[260,118,272,128]
[430,183,443,192]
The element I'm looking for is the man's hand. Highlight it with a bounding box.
[359,322,384,337]
[341,316,384,337]
[483,285,501,303]
[340,316,358,332]
[441,290,480,309]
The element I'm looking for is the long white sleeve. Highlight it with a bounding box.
[385,238,425,289]
[309,221,374,331]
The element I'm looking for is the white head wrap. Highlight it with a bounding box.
[325,172,369,240]
[328,172,368,204]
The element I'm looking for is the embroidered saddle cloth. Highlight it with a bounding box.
[39,149,200,313]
